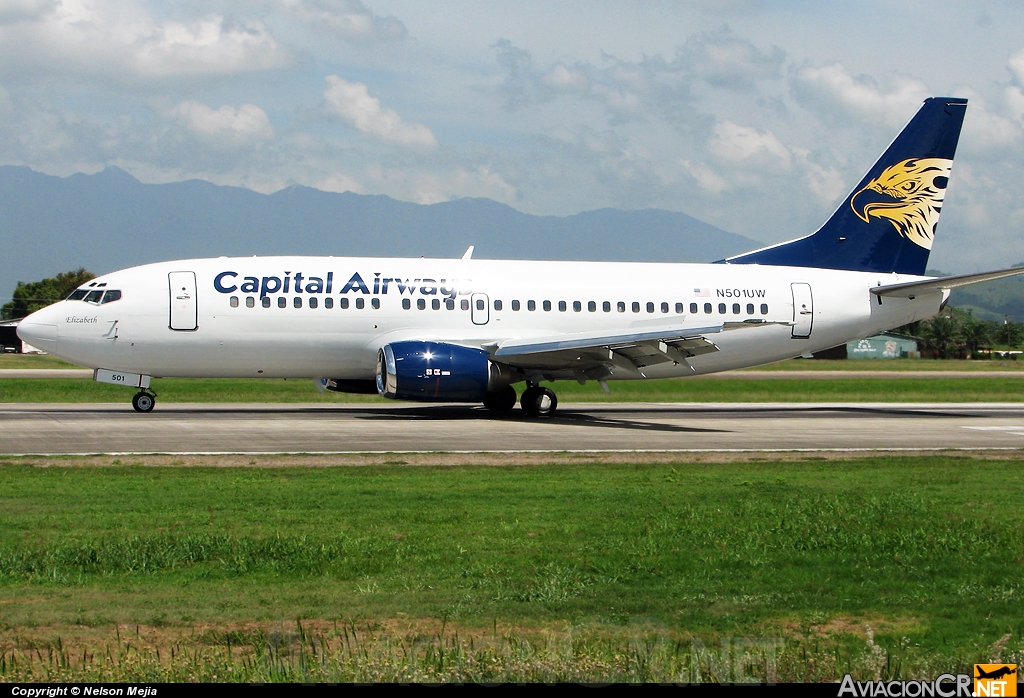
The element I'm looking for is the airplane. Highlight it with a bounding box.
[17,96,1024,416]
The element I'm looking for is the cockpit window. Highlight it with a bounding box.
[67,289,89,301]
[83,290,104,304]
[100,290,121,304]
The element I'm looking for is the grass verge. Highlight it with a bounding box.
[0,454,1022,681]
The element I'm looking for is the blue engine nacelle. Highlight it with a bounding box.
[376,341,502,402]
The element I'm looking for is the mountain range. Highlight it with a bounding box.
[3,165,1022,320]
[0,165,759,302]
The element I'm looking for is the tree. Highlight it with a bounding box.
[960,314,992,357]
[1,269,95,320]
[921,313,961,358]
[997,319,1024,349]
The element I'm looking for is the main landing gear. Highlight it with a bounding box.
[482,383,558,417]
[520,384,557,418]
[132,390,156,413]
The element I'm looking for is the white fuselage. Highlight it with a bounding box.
[17,256,945,383]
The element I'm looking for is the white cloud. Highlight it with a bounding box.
[668,25,785,90]
[682,159,727,194]
[323,75,437,148]
[170,101,274,142]
[791,62,929,127]
[318,172,365,194]
[0,0,55,24]
[0,83,11,114]
[539,64,588,93]
[280,0,406,42]
[1009,48,1024,85]
[708,121,791,167]
[1007,85,1024,123]
[0,0,291,82]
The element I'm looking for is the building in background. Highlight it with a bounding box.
[0,319,43,353]
[813,332,920,360]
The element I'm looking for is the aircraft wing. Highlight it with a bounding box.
[490,319,785,379]
[871,267,1024,298]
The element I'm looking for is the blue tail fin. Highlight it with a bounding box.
[726,97,967,275]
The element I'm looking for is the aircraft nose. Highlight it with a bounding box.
[17,310,58,352]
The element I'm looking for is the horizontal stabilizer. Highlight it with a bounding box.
[871,267,1024,298]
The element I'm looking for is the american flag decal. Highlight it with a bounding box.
[694,288,710,297]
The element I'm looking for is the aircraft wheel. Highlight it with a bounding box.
[132,392,155,413]
[521,386,557,418]
[483,385,517,412]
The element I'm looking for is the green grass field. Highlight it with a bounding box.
[4,375,1024,403]
[1,455,1022,681]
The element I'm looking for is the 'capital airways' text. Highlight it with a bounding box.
[213,271,473,300]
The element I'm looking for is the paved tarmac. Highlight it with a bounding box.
[4,402,1024,454]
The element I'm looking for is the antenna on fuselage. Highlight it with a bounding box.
[461,246,474,260]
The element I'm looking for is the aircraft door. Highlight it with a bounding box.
[471,293,489,325]
[791,282,813,339]
[168,271,198,331]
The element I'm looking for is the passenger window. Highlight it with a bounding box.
[617,301,625,312]
[632,302,640,313]
[494,300,502,311]
[417,298,425,310]
[732,303,740,314]
[588,301,596,312]
[688,303,696,313]
[543,300,551,311]
[477,299,486,310]
[661,302,669,313]
[84,290,103,304]
[528,300,536,311]
[603,301,611,312]
[246,296,255,308]
[558,300,566,312]
[512,300,520,311]
[101,290,122,304]
[341,298,349,309]
[760,303,768,314]
[461,299,470,310]
[746,303,754,315]
[262,297,271,308]
[356,298,365,309]
[325,298,333,309]
[230,296,239,308]
[447,299,455,310]
[646,302,655,313]
[572,301,580,312]
[67,289,88,301]
[309,297,318,309]
[403,298,411,310]
[278,297,286,308]
[718,303,726,313]
[372,298,380,309]
[432,299,440,310]
[294,297,302,308]
[704,303,712,313]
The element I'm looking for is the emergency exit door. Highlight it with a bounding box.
[169,271,198,331]
[791,282,813,339]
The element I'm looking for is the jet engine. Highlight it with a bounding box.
[376,341,509,402]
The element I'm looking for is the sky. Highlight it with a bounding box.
[2,0,1024,272]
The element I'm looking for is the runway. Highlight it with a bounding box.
[4,402,1024,454]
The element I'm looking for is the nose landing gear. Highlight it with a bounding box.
[132,391,156,413]
[520,384,557,417]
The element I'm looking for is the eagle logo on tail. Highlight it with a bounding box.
[850,158,953,251]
